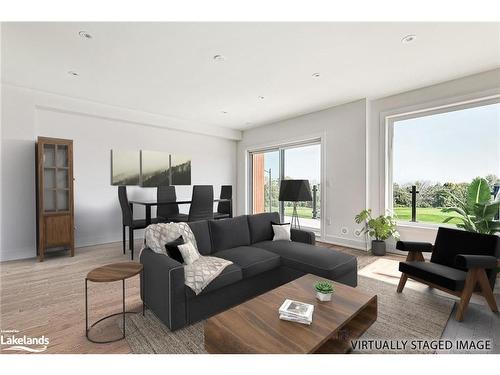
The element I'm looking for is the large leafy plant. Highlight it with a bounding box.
[442,177,500,235]
[355,209,400,241]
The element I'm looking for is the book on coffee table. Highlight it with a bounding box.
[278,299,314,325]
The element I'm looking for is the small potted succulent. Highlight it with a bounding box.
[314,280,335,301]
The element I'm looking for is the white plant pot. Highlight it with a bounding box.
[316,291,332,301]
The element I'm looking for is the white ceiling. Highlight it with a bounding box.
[2,22,500,131]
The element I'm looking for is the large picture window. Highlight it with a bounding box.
[389,100,500,226]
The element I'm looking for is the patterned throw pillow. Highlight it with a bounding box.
[165,236,185,263]
[272,223,291,241]
[177,241,201,265]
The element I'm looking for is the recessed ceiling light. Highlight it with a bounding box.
[401,34,416,44]
[78,31,92,39]
[258,96,265,100]
[312,72,320,78]
[213,54,226,62]
[68,71,79,76]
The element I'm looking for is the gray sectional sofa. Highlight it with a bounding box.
[140,212,357,330]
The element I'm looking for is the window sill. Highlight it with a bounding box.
[396,221,455,230]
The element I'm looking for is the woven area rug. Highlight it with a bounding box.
[352,275,453,353]
[123,272,454,354]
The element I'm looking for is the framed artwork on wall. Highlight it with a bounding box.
[170,154,191,185]
[110,149,140,185]
[141,150,170,187]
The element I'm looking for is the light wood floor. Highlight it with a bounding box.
[0,240,390,354]
[0,242,145,354]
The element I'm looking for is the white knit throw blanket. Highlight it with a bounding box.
[141,223,232,295]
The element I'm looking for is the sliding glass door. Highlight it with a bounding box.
[283,143,321,231]
[251,150,280,214]
[249,140,321,232]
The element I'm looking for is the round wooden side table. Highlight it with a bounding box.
[85,262,144,343]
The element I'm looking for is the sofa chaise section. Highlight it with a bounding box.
[247,212,357,286]
[252,240,357,287]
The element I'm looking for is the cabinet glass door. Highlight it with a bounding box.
[42,143,70,212]
[56,145,68,167]
[43,144,56,212]
[55,144,69,212]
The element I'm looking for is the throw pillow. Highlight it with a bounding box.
[272,223,291,241]
[177,241,201,265]
[165,236,185,263]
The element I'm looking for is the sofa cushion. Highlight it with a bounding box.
[186,263,242,298]
[247,212,280,244]
[188,220,212,255]
[399,261,467,291]
[209,215,251,252]
[253,240,357,281]
[214,246,281,278]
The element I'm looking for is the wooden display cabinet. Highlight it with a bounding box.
[36,137,74,261]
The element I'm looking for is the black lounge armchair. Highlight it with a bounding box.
[396,227,499,321]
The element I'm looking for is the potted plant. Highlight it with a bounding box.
[355,209,400,256]
[442,177,500,235]
[442,177,500,275]
[314,280,335,301]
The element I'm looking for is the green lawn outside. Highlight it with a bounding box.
[394,207,462,225]
[264,205,461,225]
[265,206,316,219]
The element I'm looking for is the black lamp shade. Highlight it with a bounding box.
[279,179,313,202]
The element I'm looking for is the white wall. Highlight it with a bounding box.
[237,68,500,251]
[237,99,368,250]
[1,84,238,261]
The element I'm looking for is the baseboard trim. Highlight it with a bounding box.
[322,235,368,251]
[0,235,147,262]
[0,247,35,262]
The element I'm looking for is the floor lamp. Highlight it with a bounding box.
[278,179,313,229]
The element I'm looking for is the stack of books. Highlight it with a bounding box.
[278,299,314,325]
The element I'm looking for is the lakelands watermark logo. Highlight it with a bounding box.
[1,329,49,353]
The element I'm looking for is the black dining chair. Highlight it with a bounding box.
[175,185,214,222]
[157,186,188,222]
[214,185,232,220]
[118,186,157,260]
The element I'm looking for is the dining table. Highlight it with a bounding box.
[129,198,232,225]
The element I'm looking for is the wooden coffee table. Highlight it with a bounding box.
[204,274,377,354]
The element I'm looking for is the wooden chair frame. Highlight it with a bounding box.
[397,251,499,321]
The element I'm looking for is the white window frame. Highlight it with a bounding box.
[385,95,500,228]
